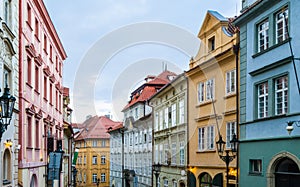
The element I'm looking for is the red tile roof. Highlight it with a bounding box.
[122,70,177,111]
[75,116,122,140]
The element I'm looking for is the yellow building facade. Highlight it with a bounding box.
[74,116,121,187]
[186,11,238,187]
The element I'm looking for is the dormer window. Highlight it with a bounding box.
[208,36,215,51]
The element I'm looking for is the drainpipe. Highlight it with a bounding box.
[233,43,240,187]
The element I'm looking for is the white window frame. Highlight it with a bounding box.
[171,143,176,165]
[159,110,163,130]
[164,108,168,128]
[155,112,159,131]
[226,121,237,148]
[226,69,236,95]
[198,82,204,103]
[92,173,97,183]
[275,76,288,115]
[250,159,262,174]
[171,103,176,127]
[258,19,269,52]
[275,7,289,44]
[258,82,269,118]
[101,173,106,182]
[164,179,169,187]
[179,142,185,165]
[101,155,106,164]
[206,125,215,150]
[179,99,185,124]
[198,127,205,151]
[206,79,214,100]
[92,156,97,165]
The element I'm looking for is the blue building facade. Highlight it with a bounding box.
[235,0,300,186]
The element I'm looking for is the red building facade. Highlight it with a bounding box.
[18,0,67,186]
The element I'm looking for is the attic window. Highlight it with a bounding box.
[208,36,215,51]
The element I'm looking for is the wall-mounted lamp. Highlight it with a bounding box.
[286,121,300,135]
[4,139,13,148]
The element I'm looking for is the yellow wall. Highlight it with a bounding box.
[186,12,237,187]
[75,139,110,187]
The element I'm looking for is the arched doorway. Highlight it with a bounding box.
[30,174,37,187]
[3,149,11,184]
[212,173,223,187]
[275,158,300,187]
[198,172,212,187]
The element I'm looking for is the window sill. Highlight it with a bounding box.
[34,34,40,42]
[248,172,263,176]
[34,89,40,95]
[252,38,290,58]
[196,99,215,108]
[196,149,215,153]
[26,82,33,89]
[26,21,33,31]
[224,93,236,99]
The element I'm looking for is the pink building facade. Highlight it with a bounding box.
[18,0,67,186]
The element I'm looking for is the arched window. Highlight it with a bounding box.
[275,158,300,187]
[30,175,37,187]
[199,172,212,187]
[3,149,11,183]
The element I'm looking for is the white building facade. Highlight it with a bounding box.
[0,0,19,186]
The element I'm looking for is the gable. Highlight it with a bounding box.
[198,11,227,39]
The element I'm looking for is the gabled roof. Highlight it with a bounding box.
[198,10,228,39]
[74,116,122,141]
[122,70,177,111]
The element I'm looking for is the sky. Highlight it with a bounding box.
[43,0,241,123]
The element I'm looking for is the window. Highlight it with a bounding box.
[4,0,12,26]
[226,69,236,94]
[198,82,204,102]
[50,45,53,61]
[35,18,39,37]
[275,76,288,115]
[226,121,237,148]
[155,145,159,163]
[206,79,214,100]
[102,140,106,147]
[92,140,97,147]
[276,7,289,44]
[171,103,176,127]
[258,82,268,118]
[92,173,97,183]
[35,65,39,91]
[198,127,205,151]
[35,120,39,148]
[206,125,214,150]
[50,83,53,104]
[250,159,262,174]
[179,99,185,124]
[164,179,169,187]
[27,116,32,147]
[92,156,97,164]
[43,34,47,51]
[3,68,11,88]
[164,108,168,128]
[257,19,269,52]
[208,36,215,51]
[84,155,86,165]
[173,180,177,187]
[155,112,159,130]
[27,57,32,85]
[198,126,214,151]
[198,79,215,103]
[135,107,138,119]
[164,144,170,165]
[101,155,106,164]
[27,3,31,26]
[44,77,47,99]
[179,142,185,165]
[171,143,176,165]
[101,173,106,182]
[159,110,163,130]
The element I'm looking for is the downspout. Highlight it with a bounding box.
[233,43,240,187]
[185,75,189,187]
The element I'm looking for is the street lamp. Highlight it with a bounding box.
[0,85,16,141]
[96,178,100,187]
[286,121,300,135]
[216,134,238,187]
[152,162,162,187]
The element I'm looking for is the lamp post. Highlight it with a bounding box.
[0,85,16,141]
[286,121,300,135]
[216,134,238,187]
[152,162,162,187]
[96,178,100,187]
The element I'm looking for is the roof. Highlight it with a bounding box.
[122,70,177,111]
[63,87,70,97]
[74,116,122,141]
[208,10,227,21]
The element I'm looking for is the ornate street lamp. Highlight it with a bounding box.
[216,134,238,187]
[286,121,300,135]
[0,85,16,141]
[152,162,162,187]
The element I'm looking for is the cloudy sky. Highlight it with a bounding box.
[43,0,241,122]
